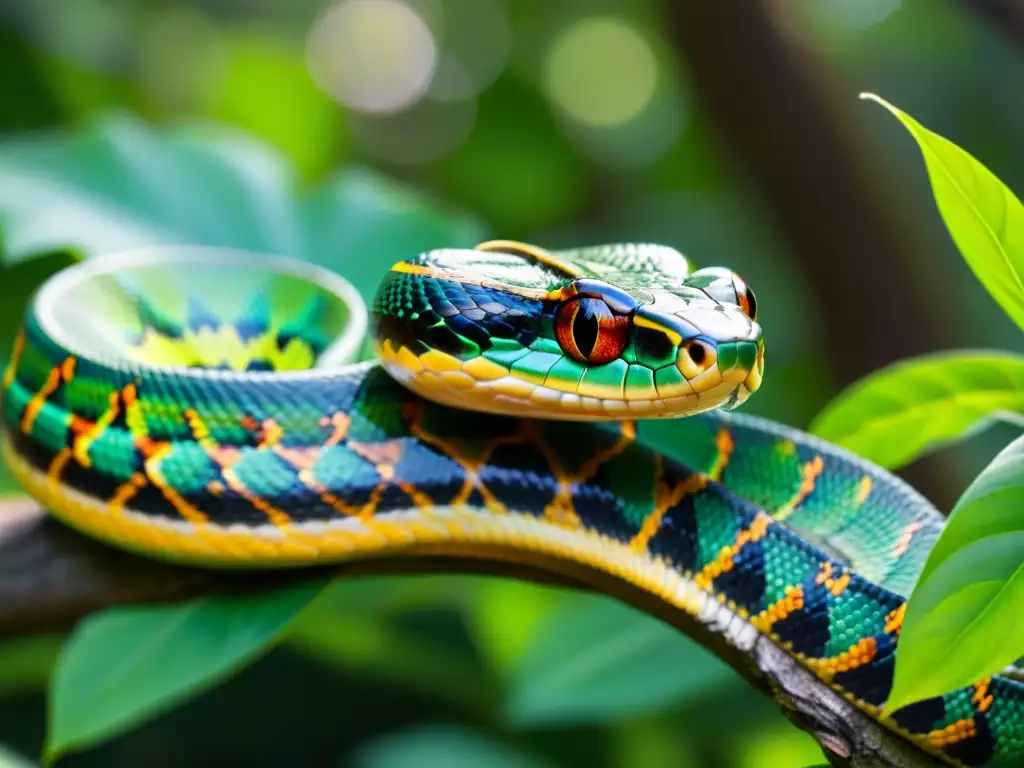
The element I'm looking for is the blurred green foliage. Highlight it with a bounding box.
[0,0,1022,766]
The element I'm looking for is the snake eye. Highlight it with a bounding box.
[677,338,717,378]
[555,297,629,365]
[737,279,757,321]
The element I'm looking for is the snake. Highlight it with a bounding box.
[0,241,1021,767]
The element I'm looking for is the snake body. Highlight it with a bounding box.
[1,243,1022,766]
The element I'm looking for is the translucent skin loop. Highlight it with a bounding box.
[2,242,1022,768]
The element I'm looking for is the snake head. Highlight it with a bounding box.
[629,267,764,414]
[373,245,764,420]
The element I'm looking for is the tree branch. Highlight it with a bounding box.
[0,497,940,767]
[755,640,943,768]
[957,0,1024,50]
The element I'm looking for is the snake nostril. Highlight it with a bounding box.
[688,341,706,366]
[678,338,717,378]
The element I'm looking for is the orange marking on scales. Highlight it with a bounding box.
[142,443,209,524]
[262,424,360,516]
[184,417,292,527]
[348,440,404,471]
[892,521,923,559]
[295,466,362,517]
[773,454,824,522]
[184,408,217,451]
[928,718,977,749]
[707,428,734,481]
[805,636,877,682]
[342,438,430,512]
[347,439,404,505]
[220,466,292,528]
[251,418,283,450]
[108,472,149,514]
[695,512,773,589]
[319,412,351,448]
[751,585,804,634]
[72,384,131,467]
[46,448,73,487]
[20,357,74,433]
[630,464,707,553]
[406,398,524,514]
[262,420,283,449]
[535,421,637,530]
[815,561,851,597]
[972,678,994,713]
[271,409,431,519]
[273,445,317,471]
[118,381,148,438]
[885,604,906,635]
[1,330,25,394]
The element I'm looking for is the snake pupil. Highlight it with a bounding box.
[572,299,601,358]
[742,285,757,321]
[554,296,628,366]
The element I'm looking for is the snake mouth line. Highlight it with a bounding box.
[379,338,760,420]
[392,367,753,420]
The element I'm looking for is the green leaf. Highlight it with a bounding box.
[198,29,349,181]
[350,725,551,768]
[921,432,1024,587]
[465,579,563,676]
[885,434,1024,712]
[298,167,486,300]
[861,93,1024,331]
[506,593,740,726]
[47,579,327,761]
[0,113,487,282]
[288,580,497,717]
[809,351,1024,469]
[0,745,38,768]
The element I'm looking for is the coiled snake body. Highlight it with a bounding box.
[1,242,1021,766]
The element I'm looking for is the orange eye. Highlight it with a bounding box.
[735,276,757,321]
[555,297,629,365]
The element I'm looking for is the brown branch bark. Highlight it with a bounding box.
[958,0,1024,49]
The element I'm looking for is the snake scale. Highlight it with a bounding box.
[0,242,1021,766]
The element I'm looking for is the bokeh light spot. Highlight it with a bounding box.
[307,0,437,115]
[542,17,658,127]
